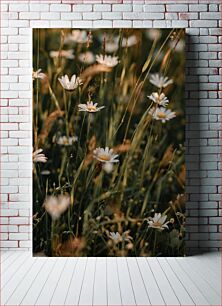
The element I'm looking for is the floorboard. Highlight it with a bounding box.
[50,258,78,305]
[78,257,96,305]
[106,257,122,306]
[93,257,107,306]
[64,257,87,305]
[35,258,67,305]
[157,257,195,305]
[136,257,165,305]
[0,251,221,306]
[117,257,136,305]
[167,257,210,305]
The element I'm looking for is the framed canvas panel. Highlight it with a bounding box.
[32,28,185,257]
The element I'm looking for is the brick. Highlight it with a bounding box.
[0,241,18,248]
[19,226,30,233]
[209,217,222,225]
[133,5,142,12]
[2,27,18,35]
[19,12,40,20]
[166,4,188,12]
[29,4,49,12]
[102,12,122,19]
[113,20,132,27]
[112,4,132,11]
[9,217,29,225]
[143,5,165,12]
[9,233,29,240]
[165,13,178,20]
[123,12,164,19]
[200,12,221,20]
[50,4,71,11]
[190,20,218,28]
[50,21,72,27]
[1,209,18,216]
[30,20,50,28]
[189,4,207,11]
[40,12,60,20]
[209,4,219,11]
[172,20,188,27]
[73,4,92,12]
[83,12,101,20]
[93,20,112,27]
[94,4,111,11]
[153,20,172,28]
[72,20,93,28]
[19,241,31,248]
[61,12,82,20]
[9,4,29,12]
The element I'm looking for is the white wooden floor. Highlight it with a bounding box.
[1,251,221,306]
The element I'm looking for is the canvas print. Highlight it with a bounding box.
[33,28,185,257]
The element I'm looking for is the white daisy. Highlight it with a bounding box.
[105,41,119,53]
[146,29,161,41]
[32,69,46,80]
[33,149,47,163]
[93,147,119,163]
[147,92,169,107]
[149,73,173,89]
[58,74,83,91]
[109,232,122,243]
[78,101,105,113]
[109,231,133,243]
[78,51,95,65]
[122,35,138,47]
[50,49,74,59]
[64,30,90,44]
[149,107,176,123]
[148,213,169,231]
[44,195,70,221]
[96,54,119,68]
[57,136,78,146]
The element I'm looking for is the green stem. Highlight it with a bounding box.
[153,230,157,256]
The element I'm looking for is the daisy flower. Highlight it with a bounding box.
[58,74,83,91]
[149,107,176,123]
[64,30,90,44]
[147,213,169,231]
[78,51,95,65]
[44,195,70,221]
[109,232,122,243]
[32,69,46,80]
[96,54,119,68]
[57,136,78,146]
[78,101,105,113]
[93,147,119,163]
[105,41,119,53]
[121,35,138,47]
[146,29,161,41]
[147,92,169,107]
[109,231,133,243]
[50,49,74,59]
[149,73,173,89]
[33,149,47,163]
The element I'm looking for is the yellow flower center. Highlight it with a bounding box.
[153,222,162,227]
[157,111,166,119]
[87,105,97,111]
[99,154,111,161]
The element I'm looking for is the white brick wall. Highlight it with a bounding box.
[0,0,221,254]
